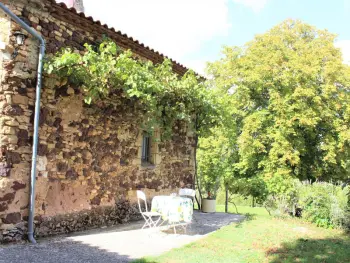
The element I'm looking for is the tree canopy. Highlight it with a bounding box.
[197,128,231,198]
[207,19,350,183]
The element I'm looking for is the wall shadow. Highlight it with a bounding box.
[267,237,350,263]
[0,238,156,263]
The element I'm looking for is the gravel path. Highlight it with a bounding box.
[0,212,244,263]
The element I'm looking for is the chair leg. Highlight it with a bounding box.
[184,224,188,234]
[143,216,162,229]
[142,216,153,229]
[153,216,162,227]
[143,219,150,229]
[158,219,166,227]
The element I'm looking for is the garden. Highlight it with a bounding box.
[46,19,350,262]
[142,19,350,262]
[134,204,350,263]
[192,19,350,231]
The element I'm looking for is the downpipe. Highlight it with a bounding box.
[0,2,46,244]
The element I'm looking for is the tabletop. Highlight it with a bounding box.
[151,195,193,223]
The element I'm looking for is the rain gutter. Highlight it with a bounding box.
[0,2,46,244]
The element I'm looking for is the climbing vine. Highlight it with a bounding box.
[44,40,219,139]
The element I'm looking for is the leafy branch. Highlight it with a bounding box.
[44,39,219,139]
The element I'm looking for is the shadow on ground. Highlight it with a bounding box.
[233,213,256,229]
[180,211,244,235]
[0,211,244,263]
[267,237,350,263]
[0,239,136,263]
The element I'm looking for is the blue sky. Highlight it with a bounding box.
[188,0,350,72]
[72,0,350,74]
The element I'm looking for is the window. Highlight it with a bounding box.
[141,133,151,164]
[139,130,160,167]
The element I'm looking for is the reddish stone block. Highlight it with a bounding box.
[3,212,21,224]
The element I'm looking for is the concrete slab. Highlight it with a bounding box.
[0,212,244,263]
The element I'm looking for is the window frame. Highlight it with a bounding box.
[141,133,152,166]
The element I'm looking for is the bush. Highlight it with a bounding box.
[298,182,350,229]
[264,195,293,217]
[262,180,349,229]
[263,178,301,217]
[224,177,350,230]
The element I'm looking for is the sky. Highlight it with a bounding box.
[62,0,350,74]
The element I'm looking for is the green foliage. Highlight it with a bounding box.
[228,177,268,205]
[216,192,253,206]
[263,179,300,217]
[44,39,218,138]
[197,129,229,198]
[263,175,300,215]
[208,19,350,182]
[263,180,350,229]
[298,182,350,229]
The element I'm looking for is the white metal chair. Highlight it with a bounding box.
[137,190,162,229]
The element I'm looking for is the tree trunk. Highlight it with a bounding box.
[193,132,202,210]
[252,197,255,208]
[225,184,228,213]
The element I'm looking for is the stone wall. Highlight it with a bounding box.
[0,0,195,243]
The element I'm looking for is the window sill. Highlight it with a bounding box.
[140,161,156,170]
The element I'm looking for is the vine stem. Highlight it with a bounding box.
[194,115,203,210]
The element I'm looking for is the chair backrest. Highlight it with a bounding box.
[179,188,196,198]
[137,190,148,212]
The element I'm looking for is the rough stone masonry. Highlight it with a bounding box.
[0,0,195,243]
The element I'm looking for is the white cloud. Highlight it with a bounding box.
[232,0,269,13]
[184,59,209,76]
[79,0,231,73]
[345,0,350,12]
[335,40,350,65]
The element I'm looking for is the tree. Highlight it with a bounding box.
[197,128,230,199]
[208,19,350,183]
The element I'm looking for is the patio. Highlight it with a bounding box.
[0,211,244,263]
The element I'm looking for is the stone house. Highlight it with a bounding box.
[0,0,195,243]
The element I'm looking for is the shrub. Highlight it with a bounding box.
[262,180,349,229]
[264,177,301,217]
[298,182,349,229]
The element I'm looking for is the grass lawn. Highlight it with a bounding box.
[133,205,350,263]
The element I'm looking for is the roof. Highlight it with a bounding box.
[50,0,190,76]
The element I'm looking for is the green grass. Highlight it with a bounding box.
[133,205,350,263]
[216,204,270,217]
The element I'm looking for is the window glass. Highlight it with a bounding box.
[141,134,150,163]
